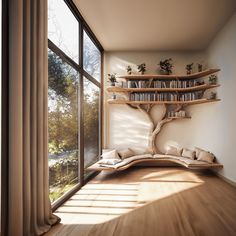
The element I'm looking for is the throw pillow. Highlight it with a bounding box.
[101,149,120,159]
[118,148,135,160]
[195,147,204,159]
[182,148,195,160]
[197,150,215,163]
[165,146,182,156]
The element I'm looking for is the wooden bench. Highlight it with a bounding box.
[87,154,223,172]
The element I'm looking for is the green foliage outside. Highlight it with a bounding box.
[48,49,100,202]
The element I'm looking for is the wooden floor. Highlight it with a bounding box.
[45,167,236,236]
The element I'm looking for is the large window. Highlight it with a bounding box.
[48,0,103,204]
[83,30,101,81]
[48,0,79,63]
[83,78,100,177]
[48,49,79,201]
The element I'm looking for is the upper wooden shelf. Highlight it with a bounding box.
[118,69,220,80]
[107,84,220,93]
[107,99,221,105]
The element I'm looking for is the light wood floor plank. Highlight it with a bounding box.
[45,167,236,236]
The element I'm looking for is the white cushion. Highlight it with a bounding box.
[182,148,195,160]
[98,158,122,165]
[101,149,120,159]
[165,146,182,156]
[100,154,153,169]
[153,154,209,166]
[195,147,204,159]
[102,149,114,154]
[197,150,215,163]
[118,148,135,159]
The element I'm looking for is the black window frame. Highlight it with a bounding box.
[48,0,104,211]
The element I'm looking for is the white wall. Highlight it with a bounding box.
[205,13,236,182]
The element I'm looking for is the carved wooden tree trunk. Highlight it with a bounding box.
[129,104,183,154]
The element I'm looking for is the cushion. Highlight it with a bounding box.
[101,149,120,159]
[182,148,195,160]
[98,158,122,165]
[118,148,135,159]
[197,150,215,163]
[102,149,114,154]
[99,154,153,169]
[195,147,204,158]
[165,146,182,156]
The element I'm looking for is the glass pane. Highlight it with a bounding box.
[83,31,101,81]
[48,0,79,63]
[48,49,79,202]
[83,78,100,177]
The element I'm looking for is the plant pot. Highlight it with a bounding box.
[159,69,171,75]
[110,82,116,86]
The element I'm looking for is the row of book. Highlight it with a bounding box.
[122,80,200,89]
[129,92,202,102]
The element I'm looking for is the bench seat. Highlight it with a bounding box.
[87,154,223,172]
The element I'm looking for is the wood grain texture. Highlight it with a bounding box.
[118,69,220,80]
[107,84,220,93]
[45,167,236,236]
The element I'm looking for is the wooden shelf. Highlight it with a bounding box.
[107,84,220,93]
[118,69,220,80]
[107,99,221,105]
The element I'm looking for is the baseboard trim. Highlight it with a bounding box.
[215,171,236,187]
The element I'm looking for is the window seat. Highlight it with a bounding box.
[87,154,223,171]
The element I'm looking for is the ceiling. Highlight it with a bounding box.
[73,0,236,51]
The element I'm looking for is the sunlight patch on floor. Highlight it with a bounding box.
[55,169,204,225]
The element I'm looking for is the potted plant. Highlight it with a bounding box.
[107,73,117,86]
[209,74,217,85]
[137,63,146,74]
[209,92,217,100]
[186,63,194,75]
[197,63,203,72]
[158,58,173,75]
[126,65,132,75]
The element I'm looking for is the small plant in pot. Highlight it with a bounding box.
[137,63,146,74]
[126,65,132,75]
[208,74,217,85]
[186,63,194,75]
[197,63,203,72]
[158,58,173,75]
[209,92,217,100]
[107,73,117,86]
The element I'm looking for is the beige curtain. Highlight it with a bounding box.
[7,0,60,235]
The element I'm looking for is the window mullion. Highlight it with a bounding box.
[79,24,84,185]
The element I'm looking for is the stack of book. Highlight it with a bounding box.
[130,93,156,101]
[129,91,202,102]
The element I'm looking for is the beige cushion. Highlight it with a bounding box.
[195,147,204,158]
[118,148,135,159]
[98,158,122,165]
[182,148,195,160]
[165,146,182,156]
[100,154,153,169]
[102,149,115,154]
[197,150,215,163]
[101,149,120,159]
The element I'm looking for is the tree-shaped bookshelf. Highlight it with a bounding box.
[107,69,221,154]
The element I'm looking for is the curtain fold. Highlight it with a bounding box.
[7,0,60,235]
